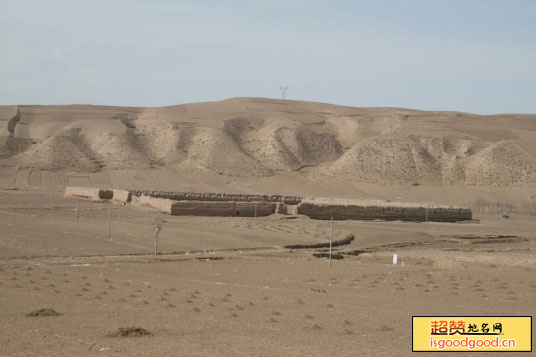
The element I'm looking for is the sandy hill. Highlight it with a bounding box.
[1,98,536,205]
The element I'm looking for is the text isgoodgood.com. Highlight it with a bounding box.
[430,337,516,350]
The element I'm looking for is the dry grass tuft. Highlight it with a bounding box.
[26,308,62,317]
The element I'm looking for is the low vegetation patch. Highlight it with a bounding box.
[312,253,344,260]
[26,308,62,317]
[285,234,354,249]
[110,327,152,338]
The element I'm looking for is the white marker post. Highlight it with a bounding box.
[393,253,398,265]
[329,216,333,267]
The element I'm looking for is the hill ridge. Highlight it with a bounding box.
[1,97,535,189]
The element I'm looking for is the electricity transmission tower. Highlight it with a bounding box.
[279,86,288,100]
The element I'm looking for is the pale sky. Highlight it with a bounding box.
[1,0,535,114]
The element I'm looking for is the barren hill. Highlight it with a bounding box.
[1,98,536,203]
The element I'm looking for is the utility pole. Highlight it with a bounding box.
[154,213,162,256]
[107,204,111,239]
[329,215,333,267]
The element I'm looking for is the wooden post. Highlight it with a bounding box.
[255,202,257,218]
[75,200,78,223]
[329,216,333,267]
[154,213,161,256]
[107,204,111,239]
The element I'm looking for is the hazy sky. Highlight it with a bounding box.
[1,0,535,114]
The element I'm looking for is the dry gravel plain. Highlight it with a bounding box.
[1,190,535,356]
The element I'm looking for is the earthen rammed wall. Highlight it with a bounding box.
[130,190,302,204]
[63,187,472,222]
[112,189,131,204]
[169,201,276,217]
[64,186,112,201]
[138,195,175,214]
[296,198,472,222]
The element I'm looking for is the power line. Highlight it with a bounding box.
[279,86,288,100]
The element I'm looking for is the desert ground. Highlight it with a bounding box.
[1,190,535,356]
[1,98,535,355]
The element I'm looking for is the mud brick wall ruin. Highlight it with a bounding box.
[130,191,303,205]
[169,201,276,217]
[297,198,472,222]
[138,195,175,214]
[64,186,113,201]
[65,187,472,222]
[131,190,471,222]
[112,189,131,204]
[134,192,279,217]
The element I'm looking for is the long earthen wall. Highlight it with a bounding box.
[296,198,472,222]
[170,201,276,217]
[130,190,302,204]
[63,187,472,221]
